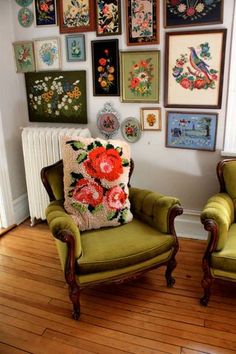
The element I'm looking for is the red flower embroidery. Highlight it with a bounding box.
[106,186,127,210]
[72,178,103,207]
[194,78,206,89]
[186,7,195,16]
[99,58,107,66]
[84,147,123,181]
[131,77,140,88]
[180,78,191,89]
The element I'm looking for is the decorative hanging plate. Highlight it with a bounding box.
[18,7,34,27]
[121,117,141,143]
[15,0,33,7]
[97,102,120,139]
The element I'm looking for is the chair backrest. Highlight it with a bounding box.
[217,158,236,208]
[41,159,134,202]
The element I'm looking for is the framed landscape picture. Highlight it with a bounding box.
[126,0,160,45]
[34,37,61,71]
[140,107,161,131]
[25,71,87,123]
[95,0,122,36]
[66,34,86,61]
[164,29,227,109]
[120,50,160,103]
[164,0,223,28]
[166,111,218,151]
[58,0,95,33]
[91,39,120,96]
[34,0,57,26]
[13,41,35,73]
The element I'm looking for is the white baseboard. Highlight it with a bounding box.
[175,209,208,240]
[13,193,29,225]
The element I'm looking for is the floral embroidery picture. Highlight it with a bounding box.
[34,0,57,26]
[165,30,227,108]
[121,50,160,102]
[25,71,87,123]
[164,0,223,27]
[62,137,133,231]
[96,0,121,36]
[121,117,141,143]
[140,107,161,130]
[34,37,61,71]
[13,41,35,73]
[66,34,86,61]
[92,39,120,96]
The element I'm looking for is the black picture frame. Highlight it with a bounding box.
[91,39,120,96]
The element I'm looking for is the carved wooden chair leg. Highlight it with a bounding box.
[165,256,177,288]
[200,276,213,306]
[69,283,81,320]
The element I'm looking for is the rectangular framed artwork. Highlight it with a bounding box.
[34,0,57,26]
[25,71,87,124]
[66,34,86,61]
[91,39,120,96]
[164,29,227,109]
[34,37,61,71]
[57,0,95,33]
[140,107,161,131]
[120,50,160,103]
[125,0,160,45]
[166,111,218,151]
[164,0,223,28]
[13,41,35,73]
[95,0,122,36]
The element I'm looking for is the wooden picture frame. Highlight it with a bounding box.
[34,37,61,71]
[13,41,35,73]
[91,39,120,96]
[125,0,160,46]
[140,107,161,131]
[166,111,218,151]
[164,0,224,28]
[66,34,86,62]
[25,71,87,123]
[34,0,57,27]
[57,0,95,33]
[95,0,122,36]
[120,50,160,103]
[164,29,227,109]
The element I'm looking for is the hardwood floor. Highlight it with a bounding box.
[0,220,236,354]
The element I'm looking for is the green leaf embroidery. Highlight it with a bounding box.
[72,203,86,213]
[77,152,87,164]
[67,140,85,151]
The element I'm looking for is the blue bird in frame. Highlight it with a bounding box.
[188,46,212,84]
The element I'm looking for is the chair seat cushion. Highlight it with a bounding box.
[76,218,175,274]
[211,223,236,273]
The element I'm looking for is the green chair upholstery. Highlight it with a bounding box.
[41,159,183,320]
[200,158,236,306]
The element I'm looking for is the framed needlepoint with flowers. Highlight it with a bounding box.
[120,50,160,103]
[164,0,223,28]
[164,29,227,109]
[91,39,120,96]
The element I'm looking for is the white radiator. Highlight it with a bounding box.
[22,127,91,225]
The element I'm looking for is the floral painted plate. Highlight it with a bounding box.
[15,0,33,7]
[97,102,120,139]
[18,7,34,27]
[121,117,141,143]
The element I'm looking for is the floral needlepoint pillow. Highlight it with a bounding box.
[61,137,133,231]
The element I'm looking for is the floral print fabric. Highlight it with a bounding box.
[61,137,133,231]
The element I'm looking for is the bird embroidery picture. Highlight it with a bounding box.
[172,42,218,90]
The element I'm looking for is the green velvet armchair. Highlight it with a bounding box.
[200,158,236,305]
[41,159,183,320]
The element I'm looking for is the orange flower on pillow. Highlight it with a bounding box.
[72,178,103,207]
[84,146,123,181]
[106,186,127,210]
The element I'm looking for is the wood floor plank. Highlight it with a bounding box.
[0,342,31,354]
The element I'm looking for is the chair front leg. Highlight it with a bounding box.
[68,282,81,320]
[165,255,177,288]
[200,257,214,306]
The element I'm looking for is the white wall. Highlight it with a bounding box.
[3,1,234,236]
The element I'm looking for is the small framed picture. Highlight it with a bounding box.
[125,0,160,46]
[13,41,35,73]
[97,102,120,139]
[164,0,223,28]
[34,0,57,27]
[95,0,122,36]
[166,111,218,151]
[120,50,160,103]
[34,37,61,71]
[58,0,95,33]
[91,39,120,96]
[140,107,161,131]
[65,34,86,62]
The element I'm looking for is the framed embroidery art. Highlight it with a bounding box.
[126,0,160,45]
[164,0,223,28]
[120,50,160,103]
[34,0,57,27]
[13,41,35,73]
[166,111,218,151]
[164,29,227,109]
[34,37,61,71]
[25,71,87,123]
[95,0,122,36]
[66,34,86,61]
[58,0,95,33]
[97,102,120,139]
[91,39,120,96]
[140,107,161,131]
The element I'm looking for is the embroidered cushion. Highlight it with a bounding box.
[61,137,133,231]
